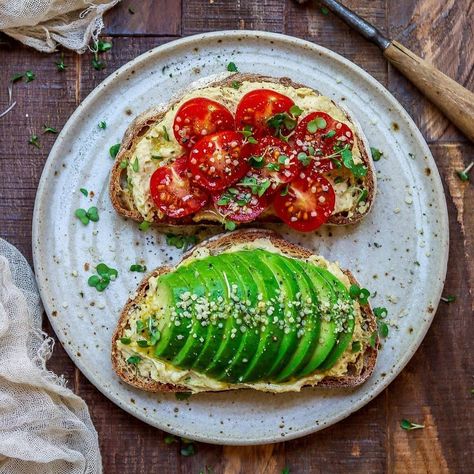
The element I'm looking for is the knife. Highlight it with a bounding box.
[296,0,474,142]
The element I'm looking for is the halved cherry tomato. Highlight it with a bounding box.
[294,111,354,157]
[212,171,274,222]
[244,136,301,184]
[273,167,335,232]
[173,98,234,149]
[150,156,208,218]
[188,131,249,192]
[235,89,294,137]
[311,158,336,175]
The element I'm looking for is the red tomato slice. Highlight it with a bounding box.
[150,156,208,218]
[294,112,354,157]
[244,136,301,184]
[173,98,234,149]
[235,89,294,137]
[273,168,335,232]
[188,131,249,192]
[212,173,274,222]
[311,158,336,175]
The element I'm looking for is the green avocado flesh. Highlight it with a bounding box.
[138,249,356,384]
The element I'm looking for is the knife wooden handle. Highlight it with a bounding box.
[384,40,474,141]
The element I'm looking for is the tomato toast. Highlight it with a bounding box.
[110,74,376,232]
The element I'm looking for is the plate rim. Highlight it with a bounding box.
[32,30,449,445]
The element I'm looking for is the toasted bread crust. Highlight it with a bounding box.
[109,73,376,229]
[111,229,378,393]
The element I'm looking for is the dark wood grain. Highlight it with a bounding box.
[104,0,182,36]
[0,1,473,473]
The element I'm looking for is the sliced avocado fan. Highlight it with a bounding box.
[127,249,356,385]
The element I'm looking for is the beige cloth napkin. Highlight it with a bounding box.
[0,238,102,473]
[0,0,120,52]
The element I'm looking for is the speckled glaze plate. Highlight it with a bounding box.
[32,31,448,445]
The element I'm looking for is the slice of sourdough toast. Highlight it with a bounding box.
[111,229,378,393]
[109,73,376,229]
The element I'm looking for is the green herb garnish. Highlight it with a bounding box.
[92,57,105,71]
[132,157,139,172]
[440,295,456,303]
[162,125,170,141]
[289,104,303,117]
[357,189,368,205]
[130,264,147,272]
[351,341,362,353]
[227,62,238,72]
[138,221,151,232]
[238,176,271,197]
[109,143,120,158]
[370,147,383,161]
[126,355,141,365]
[224,220,236,231]
[25,70,36,82]
[87,206,99,222]
[75,208,89,225]
[11,73,25,83]
[369,331,377,348]
[166,234,199,251]
[28,134,40,148]
[231,80,241,89]
[164,435,177,444]
[249,155,264,168]
[97,39,112,53]
[55,55,67,72]
[456,161,473,182]
[321,6,329,15]
[120,160,128,169]
[373,307,388,318]
[297,152,311,166]
[400,419,425,431]
[119,337,131,345]
[280,184,289,196]
[80,188,88,197]
[98,121,107,130]
[323,129,336,139]
[266,162,280,172]
[88,263,118,292]
[349,284,371,304]
[307,117,327,133]
[43,125,58,134]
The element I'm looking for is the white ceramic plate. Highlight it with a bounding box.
[33,31,449,445]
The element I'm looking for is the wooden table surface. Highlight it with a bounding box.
[0,1,473,472]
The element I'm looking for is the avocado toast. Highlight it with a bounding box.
[112,229,378,393]
[109,73,376,232]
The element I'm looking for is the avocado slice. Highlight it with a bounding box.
[293,261,339,378]
[190,258,229,373]
[314,268,356,371]
[153,272,193,360]
[258,253,301,380]
[212,253,261,382]
[271,257,322,382]
[170,258,220,369]
[202,255,247,378]
[237,250,286,383]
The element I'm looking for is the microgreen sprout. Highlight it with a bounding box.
[43,125,58,134]
[74,207,99,225]
[166,234,199,251]
[400,419,425,431]
[349,284,371,305]
[28,134,40,148]
[456,161,473,182]
[88,263,118,292]
[130,264,147,272]
[370,147,383,161]
[227,62,238,72]
[440,295,456,303]
[98,121,107,130]
[109,143,120,159]
[138,221,151,232]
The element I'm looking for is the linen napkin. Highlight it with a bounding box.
[0,238,102,474]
